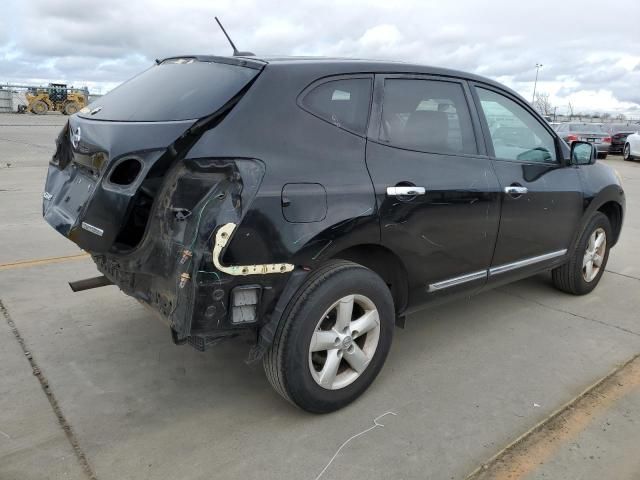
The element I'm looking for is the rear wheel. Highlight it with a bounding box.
[64,102,80,115]
[552,212,611,295]
[597,152,607,160]
[31,100,48,115]
[264,260,394,413]
[623,143,633,161]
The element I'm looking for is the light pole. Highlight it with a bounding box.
[532,63,543,104]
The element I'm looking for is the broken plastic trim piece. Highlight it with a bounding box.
[212,223,294,276]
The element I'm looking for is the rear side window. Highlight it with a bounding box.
[300,78,372,135]
[79,61,259,122]
[380,79,477,155]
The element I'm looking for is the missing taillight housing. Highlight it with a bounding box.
[109,158,142,186]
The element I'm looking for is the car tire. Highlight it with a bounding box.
[597,152,607,160]
[263,259,394,413]
[552,212,612,295]
[623,143,633,161]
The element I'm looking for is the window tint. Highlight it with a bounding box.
[380,79,477,155]
[477,88,557,163]
[301,78,372,134]
[79,61,258,122]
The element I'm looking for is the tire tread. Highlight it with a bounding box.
[552,212,610,295]
[263,260,363,405]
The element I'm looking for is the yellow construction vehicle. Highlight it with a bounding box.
[26,83,88,115]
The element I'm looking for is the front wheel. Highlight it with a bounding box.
[552,212,611,295]
[623,143,633,161]
[264,260,394,413]
[31,100,48,115]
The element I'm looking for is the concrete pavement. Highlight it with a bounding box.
[1,113,639,479]
[471,355,640,480]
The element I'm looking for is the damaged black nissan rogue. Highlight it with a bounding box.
[43,56,625,413]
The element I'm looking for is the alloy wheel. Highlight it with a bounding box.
[583,227,606,282]
[624,144,630,160]
[308,294,380,390]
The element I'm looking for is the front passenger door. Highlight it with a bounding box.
[472,85,583,280]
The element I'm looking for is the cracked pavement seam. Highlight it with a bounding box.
[496,288,640,338]
[605,269,640,282]
[1,299,98,480]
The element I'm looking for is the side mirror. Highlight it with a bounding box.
[570,141,597,165]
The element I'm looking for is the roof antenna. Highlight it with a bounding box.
[214,17,254,57]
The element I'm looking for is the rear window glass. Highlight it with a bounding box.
[80,61,259,122]
[568,124,606,133]
[300,78,372,135]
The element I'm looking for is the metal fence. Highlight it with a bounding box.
[1,83,90,113]
[551,114,640,124]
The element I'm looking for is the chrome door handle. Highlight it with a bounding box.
[504,186,528,195]
[386,186,426,197]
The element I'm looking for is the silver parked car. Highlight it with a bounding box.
[555,123,611,159]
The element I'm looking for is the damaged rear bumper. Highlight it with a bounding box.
[43,119,291,350]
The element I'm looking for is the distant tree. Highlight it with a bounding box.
[533,92,553,116]
[615,113,626,121]
[601,112,611,120]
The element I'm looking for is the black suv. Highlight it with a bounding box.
[43,56,625,413]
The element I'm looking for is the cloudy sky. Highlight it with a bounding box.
[2,0,639,116]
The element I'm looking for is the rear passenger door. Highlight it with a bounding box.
[471,85,583,284]
[365,75,501,311]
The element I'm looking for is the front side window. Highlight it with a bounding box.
[380,79,477,155]
[301,78,372,135]
[476,87,557,163]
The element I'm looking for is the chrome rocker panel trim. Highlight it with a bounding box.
[489,249,567,276]
[427,249,568,292]
[427,270,488,292]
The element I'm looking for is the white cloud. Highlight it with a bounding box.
[1,0,639,115]
[358,25,403,49]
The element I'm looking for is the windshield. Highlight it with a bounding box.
[568,124,606,133]
[80,60,259,122]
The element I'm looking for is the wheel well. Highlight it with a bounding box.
[598,201,623,246]
[330,244,408,314]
